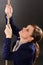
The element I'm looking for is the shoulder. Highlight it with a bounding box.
[27,42,35,54]
[21,42,35,52]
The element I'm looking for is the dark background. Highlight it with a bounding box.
[0,0,43,65]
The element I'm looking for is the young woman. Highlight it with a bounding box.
[2,4,43,65]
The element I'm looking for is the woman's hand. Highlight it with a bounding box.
[4,24,12,38]
[5,4,13,18]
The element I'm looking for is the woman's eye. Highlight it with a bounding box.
[26,29,29,31]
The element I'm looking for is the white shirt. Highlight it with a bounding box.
[12,40,22,52]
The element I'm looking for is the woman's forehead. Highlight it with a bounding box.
[26,25,34,29]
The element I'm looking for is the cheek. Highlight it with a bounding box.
[22,32,29,38]
[28,31,33,36]
[19,31,29,38]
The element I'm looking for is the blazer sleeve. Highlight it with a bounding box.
[5,14,20,37]
[2,38,34,61]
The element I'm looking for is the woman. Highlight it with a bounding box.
[2,4,43,65]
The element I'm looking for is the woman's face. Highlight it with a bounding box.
[19,25,34,39]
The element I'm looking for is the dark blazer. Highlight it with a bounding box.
[2,16,35,65]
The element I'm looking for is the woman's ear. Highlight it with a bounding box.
[31,37,34,41]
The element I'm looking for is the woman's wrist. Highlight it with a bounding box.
[6,36,12,38]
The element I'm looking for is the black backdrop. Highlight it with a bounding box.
[0,0,43,65]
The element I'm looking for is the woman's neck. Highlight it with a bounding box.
[20,38,30,44]
[20,37,33,44]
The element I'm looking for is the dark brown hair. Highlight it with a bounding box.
[31,24,43,43]
[31,24,43,65]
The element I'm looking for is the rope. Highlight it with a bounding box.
[5,0,10,65]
